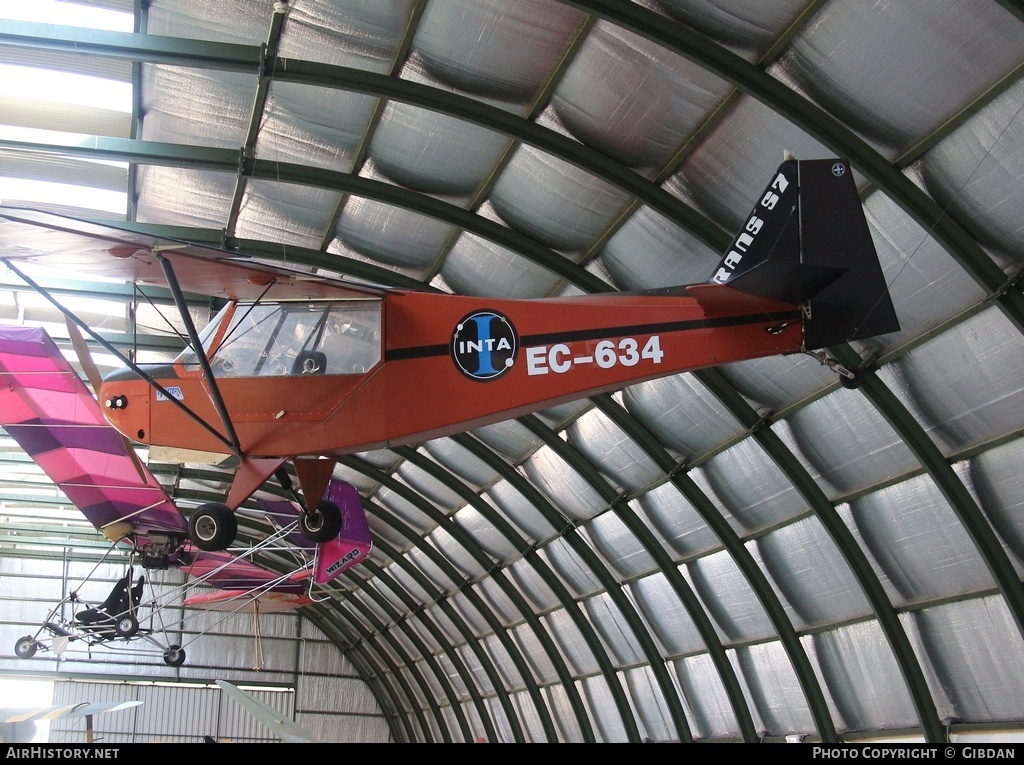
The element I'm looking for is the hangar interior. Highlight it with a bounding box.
[2,0,1024,745]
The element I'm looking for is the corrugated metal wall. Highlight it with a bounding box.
[1,556,393,743]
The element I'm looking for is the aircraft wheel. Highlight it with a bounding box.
[839,365,864,390]
[163,645,186,667]
[189,503,238,551]
[15,636,37,659]
[299,500,342,543]
[115,614,139,638]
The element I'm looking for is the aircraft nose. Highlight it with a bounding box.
[100,366,142,413]
[97,369,153,444]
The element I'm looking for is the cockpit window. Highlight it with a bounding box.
[176,300,381,377]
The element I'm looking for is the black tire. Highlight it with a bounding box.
[115,614,139,638]
[839,365,864,390]
[189,503,237,551]
[163,644,186,667]
[299,499,342,543]
[15,636,37,659]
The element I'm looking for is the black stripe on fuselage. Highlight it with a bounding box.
[385,310,801,362]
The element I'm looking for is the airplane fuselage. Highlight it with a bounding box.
[99,287,804,460]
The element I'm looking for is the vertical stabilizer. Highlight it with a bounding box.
[709,159,802,290]
[708,158,899,349]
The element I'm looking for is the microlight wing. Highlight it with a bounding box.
[0,324,187,545]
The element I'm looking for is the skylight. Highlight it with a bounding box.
[0,0,134,31]
[0,0,135,215]
[0,64,133,111]
[0,178,127,214]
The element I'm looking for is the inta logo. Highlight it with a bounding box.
[451,310,518,381]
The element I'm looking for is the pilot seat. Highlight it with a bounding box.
[76,573,145,633]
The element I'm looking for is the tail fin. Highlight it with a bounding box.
[708,157,899,349]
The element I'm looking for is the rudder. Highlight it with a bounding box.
[798,158,899,348]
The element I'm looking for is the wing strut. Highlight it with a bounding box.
[157,252,243,456]
[3,259,241,455]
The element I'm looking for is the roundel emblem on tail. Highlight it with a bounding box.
[832,162,846,177]
[451,310,518,381]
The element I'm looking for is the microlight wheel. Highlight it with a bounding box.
[115,614,139,638]
[189,503,237,551]
[298,500,342,543]
[163,645,186,667]
[15,636,37,659]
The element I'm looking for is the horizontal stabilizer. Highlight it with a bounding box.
[1,700,143,744]
[685,283,801,317]
[726,260,847,306]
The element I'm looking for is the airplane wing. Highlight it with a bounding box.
[0,324,188,545]
[0,700,143,725]
[0,700,142,744]
[215,681,320,743]
[0,205,387,302]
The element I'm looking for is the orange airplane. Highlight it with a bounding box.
[0,156,899,551]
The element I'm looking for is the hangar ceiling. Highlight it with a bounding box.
[2,0,1024,744]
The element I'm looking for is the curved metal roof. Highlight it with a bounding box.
[2,0,1024,744]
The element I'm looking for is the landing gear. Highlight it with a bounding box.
[15,636,37,659]
[163,644,186,667]
[189,503,237,551]
[299,500,342,543]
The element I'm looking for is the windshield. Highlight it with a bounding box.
[176,300,381,377]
